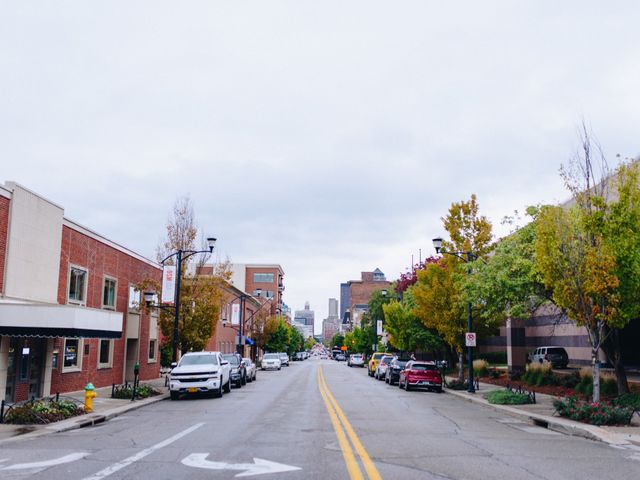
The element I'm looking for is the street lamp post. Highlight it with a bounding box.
[432,237,476,394]
[223,290,273,358]
[157,237,217,363]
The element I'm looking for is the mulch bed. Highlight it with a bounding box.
[477,374,576,397]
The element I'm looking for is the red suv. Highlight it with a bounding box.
[398,361,442,393]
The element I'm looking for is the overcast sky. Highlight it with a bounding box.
[2,2,639,333]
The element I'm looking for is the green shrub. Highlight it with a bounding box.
[554,396,634,426]
[486,389,533,405]
[446,379,468,390]
[477,351,507,364]
[558,372,580,388]
[523,363,557,386]
[614,392,640,409]
[473,359,489,377]
[4,399,84,425]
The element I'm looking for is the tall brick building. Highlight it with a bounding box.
[0,183,162,402]
[341,269,391,330]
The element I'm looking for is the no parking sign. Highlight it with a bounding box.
[465,332,476,347]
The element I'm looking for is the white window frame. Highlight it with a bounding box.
[102,276,117,310]
[62,338,84,372]
[97,339,114,369]
[148,338,157,363]
[67,265,88,305]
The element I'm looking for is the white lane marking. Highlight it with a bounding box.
[182,453,301,477]
[82,423,204,480]
[1,452,89,471]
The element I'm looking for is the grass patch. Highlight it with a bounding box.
[485,389,533,405]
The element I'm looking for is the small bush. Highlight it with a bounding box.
[558,372,580,389]
[112,383,158,399]
[523,363,557,386]
[446,379,469,390]
[601,373,618,397]
[473,359,489,377]
[488,368,502,379]
[554,396,634,426]
[4,399,84,425]
[486,389,533,405]
[574,369,618,398]
[614,392,640,409]
[477,351,507,364]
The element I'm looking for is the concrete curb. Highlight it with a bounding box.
[443,387,639,447]
[0,393,169,446]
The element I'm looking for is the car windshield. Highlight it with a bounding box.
[242,358,252,365]
[395,361,408,368]
[264,354,279,360]
[222,354,239,365]
[179,355,218,366]
[411,364,437,371]
[381,357,393,364]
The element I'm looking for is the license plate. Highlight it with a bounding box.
[187,387,198,393]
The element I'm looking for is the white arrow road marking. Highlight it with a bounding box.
[82,423,204,480]
[182,453,301,477]
[1,452,89,470]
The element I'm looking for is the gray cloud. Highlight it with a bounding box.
[2,1,639,328]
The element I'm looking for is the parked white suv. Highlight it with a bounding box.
[261,353,282,370]
[169,351,231,400]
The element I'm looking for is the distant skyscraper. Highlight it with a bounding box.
[328,298,338,317]
[294,301,315,334]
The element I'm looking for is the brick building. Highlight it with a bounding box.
[341,269,391,330]
[0,183,162,402]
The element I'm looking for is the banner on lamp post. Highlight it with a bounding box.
[376,320,383,335]
[231,303,240,326]
[161,266,176,304]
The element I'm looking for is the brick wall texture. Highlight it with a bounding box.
[0,196,9,294]
[49,225,161,394]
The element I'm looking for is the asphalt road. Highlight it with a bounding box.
[1,358,639,480]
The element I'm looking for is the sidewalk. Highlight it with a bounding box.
[445,377,640,447]
[0,377,169,446]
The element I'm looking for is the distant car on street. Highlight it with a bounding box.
[279,352,290,367]
[222,353,247,387]
[335,353,346,361]
[399,361,443,392]
[347,354,365,367]
[375,355,394,380]
[242,357,257,382]
[261,353,282,370]
[385,357,409,385]
[368,352,390,377]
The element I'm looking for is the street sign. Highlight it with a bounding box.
[465,332,476,347]
[340,346,347,351]
[376,320,383,335]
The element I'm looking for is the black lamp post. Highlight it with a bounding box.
[153,237,216,363]
[432,236,476,394]
[223,289,272,357]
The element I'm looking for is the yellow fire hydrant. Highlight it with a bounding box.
[84,383,97,413]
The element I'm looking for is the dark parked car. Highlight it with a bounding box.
[385,357,409,385]
[222,353,247,387]
[398,361,443,392]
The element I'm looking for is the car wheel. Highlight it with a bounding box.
[223,379,231,393]
[399,379,404,389]
[278,367,281,370]
[435,387,443,393]
[213,382,223,398]
[241,374,247,386]
[385,376,389,384]
[405,380,411,391]
[170,391,179,400]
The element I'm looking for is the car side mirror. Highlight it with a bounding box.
[171,362,177,368]
[221,360,229,366]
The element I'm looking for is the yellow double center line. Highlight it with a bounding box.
[317,366,382,480]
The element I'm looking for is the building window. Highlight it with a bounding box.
[102,277,117,309]
[63,338,82,370]
[128,285,140,311]
[98,339,112,368]
[253,273,274,283]
[149,339,157,362]
[265,290,274,299]
[68,267,87,304]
